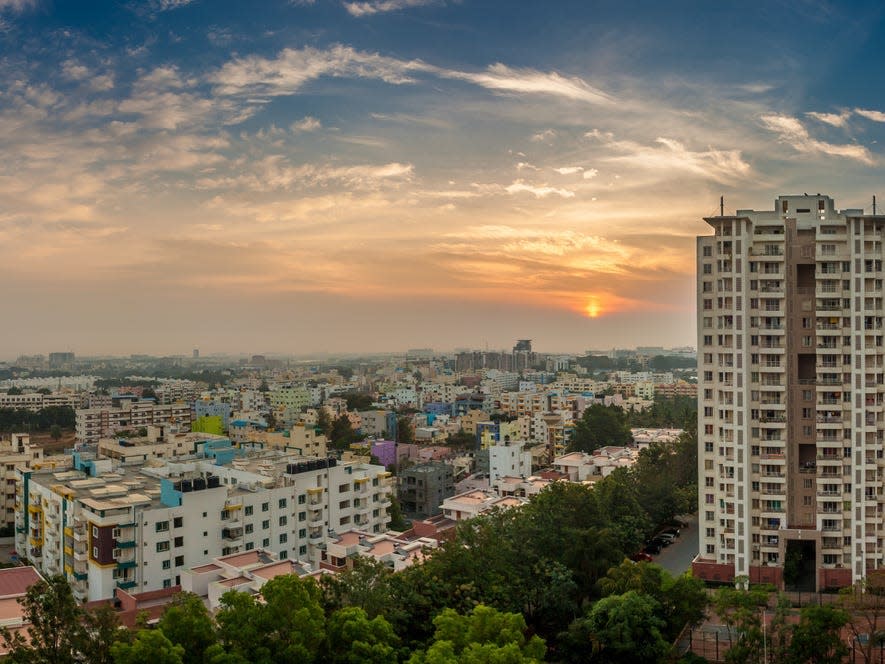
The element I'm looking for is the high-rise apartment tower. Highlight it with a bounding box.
[693,194,885,591]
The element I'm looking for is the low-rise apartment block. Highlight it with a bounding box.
[16,449,392,601]
[76,401,192,443]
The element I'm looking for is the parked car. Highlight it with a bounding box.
[631,551,654,562]
[660,527,680,537]
[656,532,677,544]
[650,535,673,548]
[643,542,662,555]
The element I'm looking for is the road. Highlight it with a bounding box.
[652,513,699,576]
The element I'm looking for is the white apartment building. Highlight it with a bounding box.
[16,450,392,601]
[695,194,885,591]
[487,438,532,485]
[76,402,192,444]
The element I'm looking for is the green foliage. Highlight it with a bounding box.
[396,416,415,445]
[627,395,697,429]
[631,434,698,527]
[563,591,670,664]
[217,575,325,664]
[316,408,333,437]
[568,405,631,453]
[330,415,360,450]
[0,406,75,432]
[446,429,476,449]
[157,592,218,664]
[387,494,410,531]
[111,629,184,664]
[325,607,398,664]
[785,604,849,664]
[713,582,771,664]
[343,392,375,411]
[408,605,546,664]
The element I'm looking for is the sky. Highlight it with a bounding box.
[4,0,885,357]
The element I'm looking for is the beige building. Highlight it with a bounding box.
[695,194,885,591]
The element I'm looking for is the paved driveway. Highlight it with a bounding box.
[652,513,699,576]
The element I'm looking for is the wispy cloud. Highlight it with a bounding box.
[0,0,36,11]
[553,166,583,175]
[443,64,614,105]
[505,180,575,198]
[855,108,885,123]
[585,130,752,183]
[806,110,851,127]
[291,116,321,132]
[154,0,196,10]
[760,113,874,164]
[343,0,436,17]
[210,45,615,106]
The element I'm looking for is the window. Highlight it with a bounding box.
[112,527,121,539]
[262,520,270,530]
[173,517,183,528]
[156,541,170,552]
[175,555,184,567]
[279,533,288,543]
[155,521,169,532]
[245,505,253,516]
[703,263,712,274]
[263,538,270,547]
[298,494,306,505]
[163,579,172,589]
[339,484,350,493]
[703,246,712,257]
[299,545,307,555]
[92,546,98,558]
[245,524,254,534]
[278,498,287,509]
[262,502,269,512]
[245,542,254,551]
[174,536,183,547]
[280,550,287,559]
[299,528,307,538]
[279,516,287,526]
[162,560,171,570]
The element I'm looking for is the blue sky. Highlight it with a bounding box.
[3,0,885,357]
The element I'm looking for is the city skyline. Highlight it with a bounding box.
[4,0,885,355]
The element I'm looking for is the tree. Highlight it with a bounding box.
[786,604,849,664]
[839,578,885,664]
[80,604,123,664]
[111,629,184,664]
[1,574,86,663]
[7,387,22,395]
[387,494,409,531]
[330,415,359,450]
[343,392,374,411]
[713,581,772,664]
[408,605,546,664]
[325,607,398,664]
[562,591,670,664]
[316,408,333,437]
[157,592,218,664]
[37,388,51,395]
[446,429,476,449]
[396,416,414,445]
[50,424,62,441]
[568,405,631,453]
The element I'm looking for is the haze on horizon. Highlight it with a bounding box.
[3,0,885,357]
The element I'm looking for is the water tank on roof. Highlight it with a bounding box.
[327,458,337,468]
[207,476,220,489]
[180,480,193,492]
[193,478,206,491]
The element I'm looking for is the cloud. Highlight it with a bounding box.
[443,63,614,105]
[760,113,874,164]
[0,0,36,11]
[505,180,575,198]
[553,166,583,175]
[531,129,556,142]
[855,108,885,123]
[154,0,196,10]
[290,116,321,132]
[582,168,599,179]
[586,131,751,182]
[210,45,615,106]
[806,110,850,127]
[343,0,436,17]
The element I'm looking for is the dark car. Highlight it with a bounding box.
[631,551,654,562]
[660,527,680,537]
[650,535,672,548]
[644,542,662,555]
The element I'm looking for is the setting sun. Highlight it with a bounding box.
[585,298,602,318]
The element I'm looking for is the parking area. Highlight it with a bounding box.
[649,513,699,576]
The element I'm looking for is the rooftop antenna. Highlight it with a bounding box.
[720,195,724,217]
[874,195,877,216]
